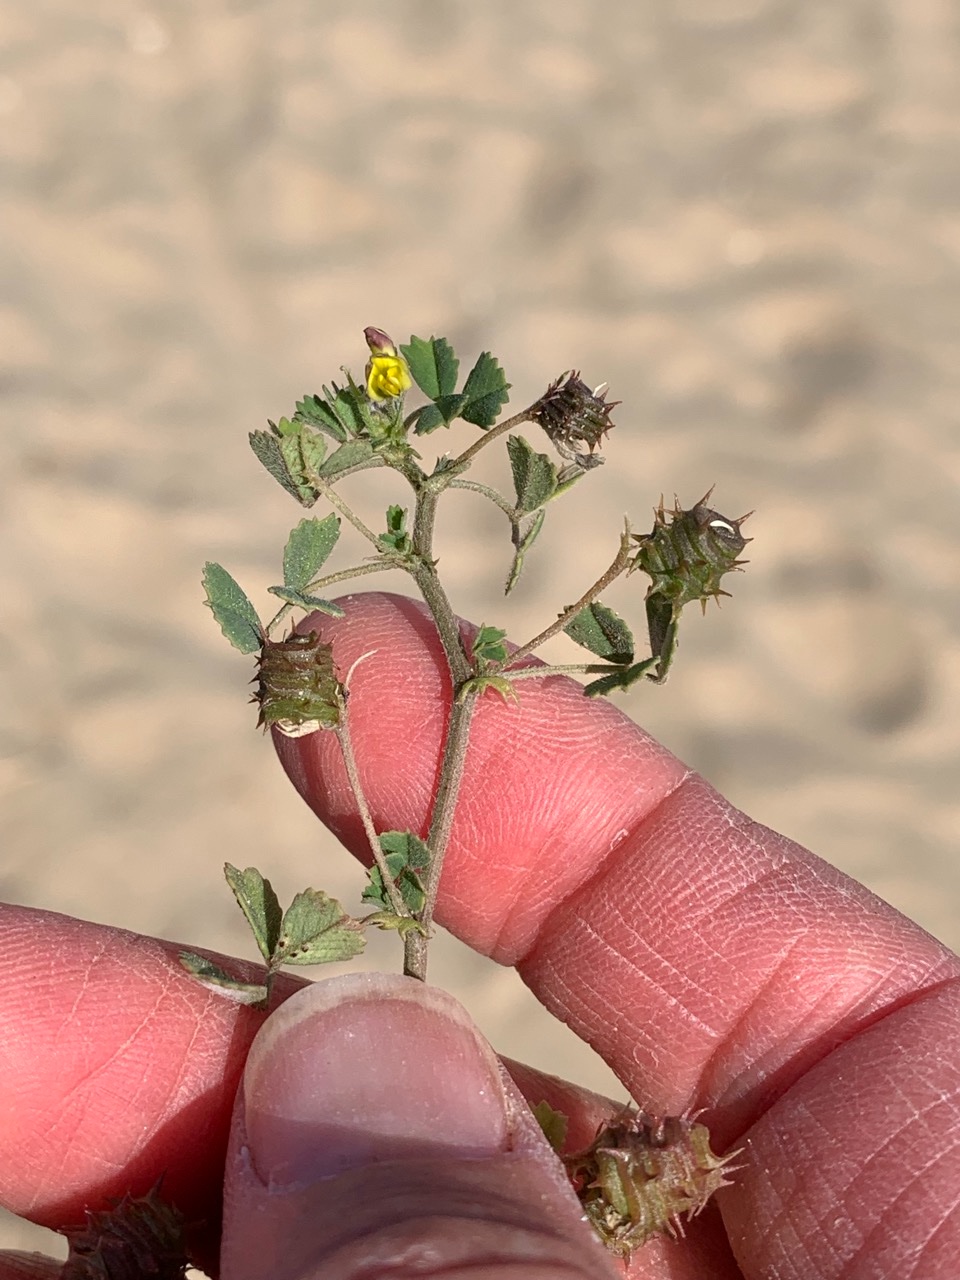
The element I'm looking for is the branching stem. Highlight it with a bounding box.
[504,526,635,666]
[336,710,408,918]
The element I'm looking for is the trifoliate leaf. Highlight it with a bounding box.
[224,863,283,962]
[400,335,460,400]
[362,831,430,914]
[273,889,366,966]
[583,657,659,698]
[318,439,376,477]
[505,510,546,594]
[410,394,469,434]
[202,563,263,654]
[177,952,269,1006]
[459,351,510,427]
[507,436,558,514]
[282,514,341,591]
[266,586,345,614]
[472,623,508,665]
[532,1101,569,1153]
[564,602,635,663]
[248,420,325,506]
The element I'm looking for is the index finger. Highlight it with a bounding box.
[275,593,960,1135]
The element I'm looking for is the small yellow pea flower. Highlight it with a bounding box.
[364,326,412,401]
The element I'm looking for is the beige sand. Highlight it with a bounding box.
[2,0,958,1260]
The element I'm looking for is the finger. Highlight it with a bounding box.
[274,594,960,1128]
[0,1254,62,1280]
[221,972,621,1280]
[0,907,630,1275]
[0,904,300,1269]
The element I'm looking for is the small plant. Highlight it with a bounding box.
[191,326,751,1257]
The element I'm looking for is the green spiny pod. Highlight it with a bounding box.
[253,630,342,735]
[630,493,751,682]
[565,1110,741,1258]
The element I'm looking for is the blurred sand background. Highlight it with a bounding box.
[2,0,960,1260]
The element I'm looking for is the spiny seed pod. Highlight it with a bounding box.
[564,1110,741,1257]
[253,630,342,736]
[63,1183,188,1280]
[631,492,751,609]
[630,493,751,682]
[530,371,619,466]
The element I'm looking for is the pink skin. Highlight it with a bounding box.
[1,591,959,1279]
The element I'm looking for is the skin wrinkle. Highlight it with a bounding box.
[576,907,722,1040]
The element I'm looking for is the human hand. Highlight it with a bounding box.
[1,592,958,1279]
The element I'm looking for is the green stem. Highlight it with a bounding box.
[264,560,400,636]
[398,472,482,980]
[447,406,536,469]
[504,527,634,666]
[336,710,408,919]
[505,661,638,680]
[402,688,479,981]
[304,469,385,548]
[448,478,519,520]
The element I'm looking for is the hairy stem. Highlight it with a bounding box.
[448,406,536,469]
[264,560,400,636]
[505,527,634,666]
[336,711,408,919]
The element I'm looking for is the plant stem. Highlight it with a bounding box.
[505,661,643,680]
[264,560,399,635]
[448,406,536,469]
[305,471,384,548]
[505,528,634,666]
[448,478,519,519]
[336,710,408,919]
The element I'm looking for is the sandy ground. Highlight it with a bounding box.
[2,0,960,1262]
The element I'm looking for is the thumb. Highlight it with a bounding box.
[220,973,616,1280]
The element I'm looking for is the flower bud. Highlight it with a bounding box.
[363,327,412,401]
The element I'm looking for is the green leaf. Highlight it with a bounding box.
[224,863,283,962]
[202,563,263,654]
[564,602,635,663]
[505,510,546,594]
[294,394,350,443]
[378,504,412,554]
[583,657,658,697]
[273,889,366,966]
[409,395,469,435]
[458,674,519,703]
[472,623,508,665]
[459,351,511,427]
[507,435,558,513]
[177,952,269,1006]
[248,425,320,506]
[282,515,341,591]
[400,335,460,400]
[645,593,680,684]
[362,831,430,915]
[365,911,430,938]
[320,382,367,437]
[318,439,376,477]
[532,1101,569,1153]
[266,586,345,614]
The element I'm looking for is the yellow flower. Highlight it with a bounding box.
[366,352,412,400]
[363,326,412,400]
